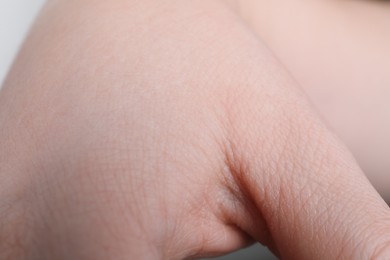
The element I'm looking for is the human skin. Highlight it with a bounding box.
[230,0,390,199]
[1,0,390,259]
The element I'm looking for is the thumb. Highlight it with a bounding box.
[222,82,390,259]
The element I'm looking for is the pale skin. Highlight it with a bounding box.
[0,1,390,259]
[231,0,390,200]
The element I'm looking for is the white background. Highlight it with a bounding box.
[0,0,45,85]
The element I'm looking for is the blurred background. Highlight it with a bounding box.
[0,0,44,85]
[0,1,276,259]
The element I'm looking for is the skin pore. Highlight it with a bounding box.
[1,0,390,259]
[231,0,390,199]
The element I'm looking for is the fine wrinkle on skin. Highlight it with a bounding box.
[218,134,279,255]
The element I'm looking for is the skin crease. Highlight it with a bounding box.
[0,0,390,259]
[230,0,390,200]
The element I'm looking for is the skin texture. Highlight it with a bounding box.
[0,0,390,259]
[231,0,390,199]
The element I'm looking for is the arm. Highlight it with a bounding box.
[1,1,389,259]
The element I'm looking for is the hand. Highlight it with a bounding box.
[1,1,389,259]
[231,0,390,199]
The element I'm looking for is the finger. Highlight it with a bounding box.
[221,67,390,259]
